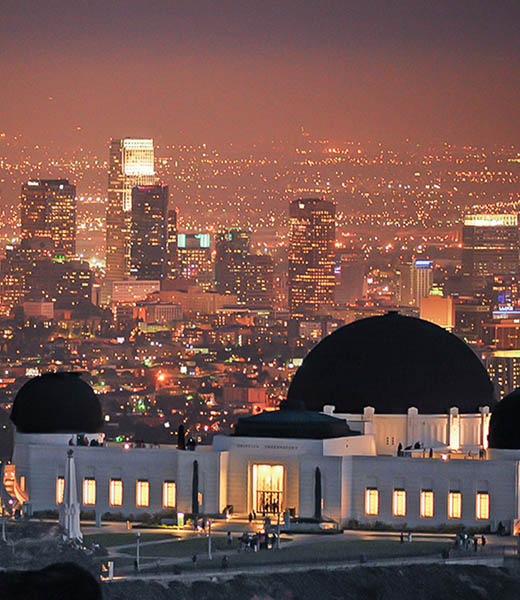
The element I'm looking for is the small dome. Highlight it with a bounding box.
[488,389,520,449]
[10,372,103,434]
[287,312,495,414]
[234,402,355,439]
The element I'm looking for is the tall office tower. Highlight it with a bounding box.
[20,179,76,256]
[0,239,54,314]
[288,198,336,317]
[106,138,156,280]
[166,208,178,278]
[215,229,250,296]
[244,254,274,307]
[176,233,213,290]
[335,254,365,304]
[462,214,520,293]
[130,185,168,280]
[398,260,433,306]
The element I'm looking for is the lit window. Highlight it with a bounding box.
[56,477,65,504]
[110,479,123,506]
[20,476,26,492]
[136,480,149,507]
[163,481,176,508]
[392,489,406,517]
[83,478,96,505]
[448,491,462,519]
[365,488,379,516]
[420,490,434,518]
[476,492,489,520]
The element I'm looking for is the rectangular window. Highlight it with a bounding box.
[136,480,149,507]
[476,492,489,520]
[83,478,96,505]
[448,491,462,519]
[420,490,434,518]
[56,477,65,504]
[393,489,406,517]
[163,481,176,508]
[20,476,26,492]
[365,488,379,516]
[110,479,123,507]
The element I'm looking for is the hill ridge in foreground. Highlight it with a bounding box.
[103,564,520,600]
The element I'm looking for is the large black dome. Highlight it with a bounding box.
[488,389,520,449]
[287,312,495,414]
[11,372,103,433]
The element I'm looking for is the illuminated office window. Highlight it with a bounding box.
[420,490,434,518]
[163,481,176,508]
[83,478,96,505]
[476,492,489,520]
[392,489,406,517]
[56,477,65,504]
[448,491,462,519]
[365,488,379,516]
[109,479,123,507]
[136,480,149,507]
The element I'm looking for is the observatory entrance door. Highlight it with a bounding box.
[252,464,284,514]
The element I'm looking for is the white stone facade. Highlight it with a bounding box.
[10,415,520,532]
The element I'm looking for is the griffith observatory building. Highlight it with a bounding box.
[6,313,520,532]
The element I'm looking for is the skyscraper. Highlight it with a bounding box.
[176,233,213,290]
[462,214,520,293]
[166,208,178,279]
[288,198,335,317]
[130,185,169,280]
[215,229,250,296]
[20,179,76,256]
[398,260,433,306]
[244,254,274,307]
[106,138,156,280]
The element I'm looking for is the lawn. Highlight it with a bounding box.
[126,538,449,570]
[121,535,240,558]
[217,539,449,569]
[84,532,175,547]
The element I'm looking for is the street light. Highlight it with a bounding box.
[136,532,141,571]
[207,520,212,560]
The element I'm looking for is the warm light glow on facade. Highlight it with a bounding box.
[109,479,123,506]
[448,491,462,519]
[163,481,177,508]
[56,476,65,504]
[136,480,150,507]
[392,489,406,517]
[365,488,379,516]
[420,490,434,518]
[83,478,96,505]
[252,464,284,514]
[464,214,518,227]
[476,492,489,520]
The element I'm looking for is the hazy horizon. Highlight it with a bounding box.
[2,0,520,151]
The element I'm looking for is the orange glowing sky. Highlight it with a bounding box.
[2,0,520,150]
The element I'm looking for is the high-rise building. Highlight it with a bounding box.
[215,230,250,296]
[288,198,335,317]
[462,214,520,293]
[166,209,178,278]
[130,185,168,280]
[335,254,365,304]
[0,239,54,314]
[20,179,76,256]
[244,255,274,307]
[398,260,433,306]
[176,233,213,290]
[106,139,156,280]
[420,292,455,331]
